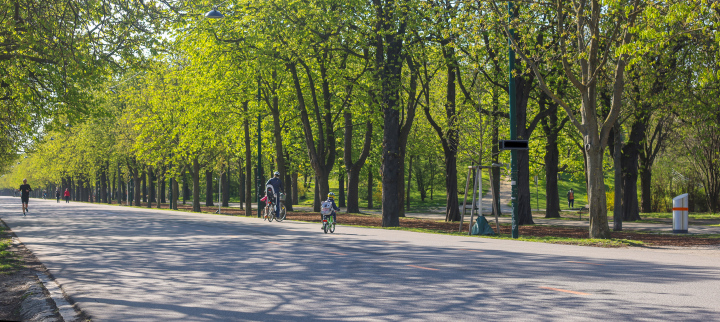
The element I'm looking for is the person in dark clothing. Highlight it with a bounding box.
[55,189,61,203]
[567,189,575,209]
[18,179,32,216]
[265,171,283,217]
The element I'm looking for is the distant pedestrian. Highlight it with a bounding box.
[64,188,71,203]
[567,189,575,209]
[43,190,47,199]
[55,189,61,203]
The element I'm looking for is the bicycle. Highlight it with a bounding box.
[263,193,286,222]
[321,212,335,233]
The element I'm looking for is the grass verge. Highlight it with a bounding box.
[0,224,21,274]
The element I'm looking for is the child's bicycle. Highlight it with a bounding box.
[262,193,286,222]
[320,199,335,233]
[321,213,335,233]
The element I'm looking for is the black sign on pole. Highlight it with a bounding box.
[499,140,529,150]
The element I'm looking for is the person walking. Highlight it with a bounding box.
[64,188,71,203]
[18,179,32,216]
[567,189,575,209]
[55,189,61,203]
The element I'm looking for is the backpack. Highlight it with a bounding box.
[321,200,333,215]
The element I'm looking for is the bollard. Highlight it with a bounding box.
[672,193,689,233]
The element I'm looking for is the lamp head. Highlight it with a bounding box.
[205,8,224,19]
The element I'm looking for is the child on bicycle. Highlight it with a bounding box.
[321,192,340,224]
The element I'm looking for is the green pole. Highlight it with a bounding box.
[508,0,519,239]
[257,76,264,217]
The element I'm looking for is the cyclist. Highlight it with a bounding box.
[321,192,340,225]
[265,171,283,217]
[18,178,32,216]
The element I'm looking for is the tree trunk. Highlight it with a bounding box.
[133,169,141,207]
[639,164,652,213]
[110,170,115,204]
[149,168,156,203]
[287,62,336,214]
[116,166,122,205]
[587,147,611,239]
[338,170,345,208]
[147,166,154,208]
[621,118,644,221]
[514,70,536,225]
[182,168,188,205]
[142,171,147,203]
[101,165,108,203]
[313,179,320,211]
[406,155,413,211]
[613,121,623,231]
[516,150,534,224]
[156,169,162,209]
[244,101,252,217]
[423,57,460,222]
[172,177,179,210]
[540,92,561,218]
[192,157,201,212]
[284,171,293,211]
[292,172,299,205]
[238,158,244,210]
[443,152,460,222]
[415,162,426,202]
[284,151,294,211]
[267,69,289,211]
[344,112,373,214]
[222,170,229,207]
[205,170,214,206]
[367,170,373,209]
[160,171,166,204]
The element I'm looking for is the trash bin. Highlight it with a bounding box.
[672,193,689,233]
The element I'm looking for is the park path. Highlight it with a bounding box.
[2,196,720,321]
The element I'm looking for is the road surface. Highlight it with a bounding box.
[1,196,719,321]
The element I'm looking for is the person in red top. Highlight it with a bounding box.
[64,188,71,203]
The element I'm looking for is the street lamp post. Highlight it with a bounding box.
[206,7,263,217]
[256,76,264,217]
[508,0,519,239]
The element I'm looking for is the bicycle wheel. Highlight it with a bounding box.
[329,222,335,233]
[276,204,286,222]
[323,222,328,234]
[268,205,274,222]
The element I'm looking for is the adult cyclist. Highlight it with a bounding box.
[265,171,283,217]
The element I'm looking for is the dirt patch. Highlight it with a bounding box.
[107,202,720,247]
[0,221,62,322]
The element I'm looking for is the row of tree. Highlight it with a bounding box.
[1,0,719,239]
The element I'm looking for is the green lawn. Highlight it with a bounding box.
[528,172,613,211]
[226,172,610,213]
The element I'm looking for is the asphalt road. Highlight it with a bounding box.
[2,196,720,321]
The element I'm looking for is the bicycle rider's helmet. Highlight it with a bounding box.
[274,171,280,177]
[328,192,335,199]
